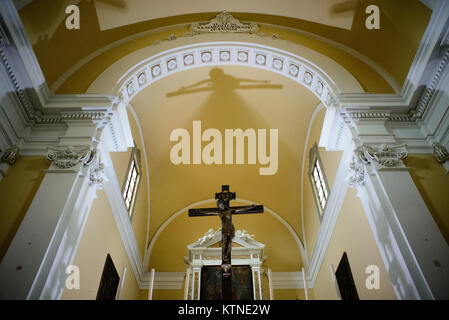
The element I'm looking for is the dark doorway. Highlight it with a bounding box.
[96,254,120,300]
[335,252,359,300]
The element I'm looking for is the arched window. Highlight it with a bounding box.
[308,143,330,221]
[121,147,142,220]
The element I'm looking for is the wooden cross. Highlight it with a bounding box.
[188,185,264,300]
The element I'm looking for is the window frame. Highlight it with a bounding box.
[308,143,330,221]
[121,147,142,221]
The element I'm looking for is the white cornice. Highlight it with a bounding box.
[338,0,449,123]
[0,1,132,153]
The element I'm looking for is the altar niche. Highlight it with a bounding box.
[184,228,266,300]
[169,120,278,175]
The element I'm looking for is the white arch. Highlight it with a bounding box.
[115,41,339,107]
[85,34,364,274]
[87,34,364,99]
[300,102,325,266]
[125,104,153,268]
[147,198,308,269]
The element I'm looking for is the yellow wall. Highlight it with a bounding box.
[153,289,184,300]
[303,108,342,259]
[404,154,449,245]
[0,156,48,262]
[61,189,147,299]
[301,108,395,300]
[110,109,149,259]
[311,188,396,300]
[273,289,308,300]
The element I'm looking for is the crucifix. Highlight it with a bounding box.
[188,185,264,300]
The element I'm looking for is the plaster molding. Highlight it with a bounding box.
[0,146,18,181]
[45,145,93,170]
[190,11,259,34]
[186,227,265,267]
[358,144,408,170]
[432,142,449,163]
[116,41,339,109]
[410,47,449,121]
[1,145,19,165]
[347,155,367,188]
[88,152,106,188]
[347,144,408,189]
[188,228,262,253]
[338,0,449,124]
[0,2,133,153]
[183,227,266,299]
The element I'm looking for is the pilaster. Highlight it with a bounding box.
[348,143,449,299]
[0,119,108,299]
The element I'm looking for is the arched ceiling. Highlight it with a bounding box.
[11,0,433,272]
[149,199,304,272]
[16,0,431,93]
[128,65,319,254]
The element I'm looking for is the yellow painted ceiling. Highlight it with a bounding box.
[18,0,431,92]
[129,65,318,265]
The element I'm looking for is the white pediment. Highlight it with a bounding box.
[187,228,265,249]
[185,228,265,267]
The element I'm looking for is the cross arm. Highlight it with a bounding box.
[188,207,220,217]
[231,205,264,214]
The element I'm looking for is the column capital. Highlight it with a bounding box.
[347,144,408,188]
[45,145,93,169]
[1,145,19,165]
[432,143,449,163]
[357,143,408,169]
[347,154,367,187]
[87,151,106,189]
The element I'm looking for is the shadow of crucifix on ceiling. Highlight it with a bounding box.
[166,68,283,98]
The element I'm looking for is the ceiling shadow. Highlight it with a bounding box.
[156,66,300,205]
[166,68,283,98]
